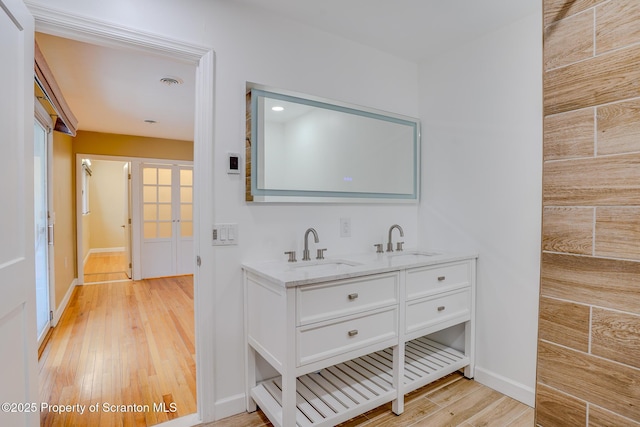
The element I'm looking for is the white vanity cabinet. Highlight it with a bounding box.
[243,254,476,427]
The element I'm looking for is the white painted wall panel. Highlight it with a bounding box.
[417,11,542,405]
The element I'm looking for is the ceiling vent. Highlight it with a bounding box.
[160,76,183,86]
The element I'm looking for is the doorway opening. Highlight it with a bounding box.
[79,158,132,284]
[30,6,216,424]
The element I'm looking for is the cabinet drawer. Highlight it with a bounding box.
[297,307,397,366]
[406,262,469,300]
[406,288,470,334]
[297,273,398,326]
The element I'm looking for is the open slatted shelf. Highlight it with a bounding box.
[251,337,469,427]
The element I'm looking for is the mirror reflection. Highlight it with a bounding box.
[247,88,420,202]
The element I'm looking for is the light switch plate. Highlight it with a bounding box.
[212,223,238,245]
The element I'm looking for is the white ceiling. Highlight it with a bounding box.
[35,1,537,141]
[35,32,196,141]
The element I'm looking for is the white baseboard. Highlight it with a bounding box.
[154,413,200,427]
[214,393,247,421]
[52,278,77,327]
[474,366,535,407]
[89,247,125,254]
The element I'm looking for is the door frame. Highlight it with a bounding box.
[34,98,55,341]
[30,5,217,425]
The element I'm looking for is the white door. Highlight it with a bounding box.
[140,163,193,278]
[0,1,39,426]
[34,117,51,343]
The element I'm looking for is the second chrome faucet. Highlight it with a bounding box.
[303,227,326,261]
[387,224,404,252]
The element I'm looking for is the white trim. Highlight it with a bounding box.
[194,49,216,422]
[30,6,217,424]
[88,247,125,254]
[24,2,209,63]
[214,393,246,420]
[52,278,76,327]
[474,366,535,407]
[154,413,201,427]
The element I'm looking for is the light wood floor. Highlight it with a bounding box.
[201,372,534,427]
[84,251,130,283]
[39,276,196,426]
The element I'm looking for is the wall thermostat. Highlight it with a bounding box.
[227,152,240,174]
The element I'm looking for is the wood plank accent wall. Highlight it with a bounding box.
[538,1,640,425]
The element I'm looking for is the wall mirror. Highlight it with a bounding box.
[246,85,420,203]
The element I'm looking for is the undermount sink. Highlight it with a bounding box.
[290,259,362,273]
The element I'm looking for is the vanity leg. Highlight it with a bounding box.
[282,373,297,427]
[392,344,405,415]
[246,345,257,412]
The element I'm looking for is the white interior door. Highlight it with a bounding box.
[140,163,193,278]
[0,1,39,426]
[34,118,50,343]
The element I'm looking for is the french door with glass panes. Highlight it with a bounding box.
[140,164,193,278]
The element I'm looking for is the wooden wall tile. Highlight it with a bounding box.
[596,0,640,55]
[542,207,593,255]
[538,297,590,352]
[544,45,640,116]
[595,207,640,260]
[589,405,640,427]
[543,154,640,206]
[544,108,594,161]
[591,308,640,368]
[544,0,605,26]
[544,9,593,70]
[537,341,640,421]
[597,100,640,155]
[535,383,587,426]
[540,253,640,314]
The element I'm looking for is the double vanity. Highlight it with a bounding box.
[242,247,477,427]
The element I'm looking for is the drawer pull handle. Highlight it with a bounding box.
[348,329,359,337]
[437,306,446,312]
[348,293,359,300]
[437,276,446,281]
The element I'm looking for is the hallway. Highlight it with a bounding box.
[39,276,196,426]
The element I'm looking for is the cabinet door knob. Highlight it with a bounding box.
[437,276,446,281]
[348,293,358,300]
[348,329,358,337]
[437,306,445,312]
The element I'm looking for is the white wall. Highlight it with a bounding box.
[418,11,542,405]
[29,0,421,418]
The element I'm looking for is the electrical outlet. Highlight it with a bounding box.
[340,218,351,237]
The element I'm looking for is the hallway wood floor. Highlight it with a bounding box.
[83,251,130,283]
[39,276,196,426]
[202,372,534,427]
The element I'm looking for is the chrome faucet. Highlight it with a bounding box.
[303,228,319,261]
[387,224,404,252]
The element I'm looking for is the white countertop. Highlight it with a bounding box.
[242,249,478,287]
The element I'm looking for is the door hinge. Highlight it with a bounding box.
[128,173,131,180]
[196,256,201,267]
[49,311,53,321]
[129,263,132,269]
[128,218,132,225]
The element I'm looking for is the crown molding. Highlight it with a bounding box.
[25,1,210,64]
